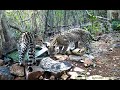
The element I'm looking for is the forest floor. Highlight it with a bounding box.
[66,32,120,79]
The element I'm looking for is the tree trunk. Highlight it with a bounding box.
[64,10,68,30]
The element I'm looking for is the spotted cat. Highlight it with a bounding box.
[17,31,43,66]
[48,28,100,55]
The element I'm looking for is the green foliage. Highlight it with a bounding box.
[84,14,101,35]
[111,20,120,30]
[88,14,97,22]
[4,10,108,38]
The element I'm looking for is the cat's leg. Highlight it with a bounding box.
[62,44,69,54]
[75,41,78,48]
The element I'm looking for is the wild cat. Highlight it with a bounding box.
[17,31,43,66]
[48,28,100,56]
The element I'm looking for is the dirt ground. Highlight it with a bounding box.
[67,32,120,79]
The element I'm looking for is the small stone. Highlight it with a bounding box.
[87,75,113,80]
[93,63,96,67]
[54,54,69,61]
[89,70,92,72]
[68,72,79,79]
[68,55,82,62]
[39,76,44,80]
[72,48,86,56]
[83,54,95,60]
[49,75,55,80]
[73,67,85,72]
[61,74,69,80]
[86,72,90,75]
[10,63,24,77]
[27,71,43,80]
[84,58,93,67]
[87,75,103,80]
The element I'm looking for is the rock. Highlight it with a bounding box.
[39,57,72,74]
[87,75,114,80]
[86,72,90,75]
[83,54,95,60]
[39,76,44,80]
[0,59,4,66]
[68,55,83,62]
[67,72,79,79]
[25,66,44,80]
[10,63,24,77]
[73,67,85,72]
[49,75,55,80]
[14,77,25,80]
[72,48,86,56]
[27,71,43,80]
[84,58,94,67]
[61,74,69,80]
[54,54,69,61]
[0,66,14,80]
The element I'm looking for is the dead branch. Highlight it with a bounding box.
[85,10,110,21]
[47,23,72,29]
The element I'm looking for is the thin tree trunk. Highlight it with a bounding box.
[64,10,68,30]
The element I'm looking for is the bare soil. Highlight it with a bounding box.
[67,32,120,79]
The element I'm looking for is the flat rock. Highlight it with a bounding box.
[73,67,85,72]
[40,57,72,74]
[0,66,14,80]
[83,54,95,60]
[68,55,83,62]
[54,54,69,61]
[72,48,86,56]
[87,75,115,80]
[10,63,24,76]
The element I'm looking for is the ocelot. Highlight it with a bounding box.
[48,28,101,55]
[17,31,40,66]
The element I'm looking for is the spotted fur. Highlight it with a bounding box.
[17,32,36,66]
[49,28,100,55]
